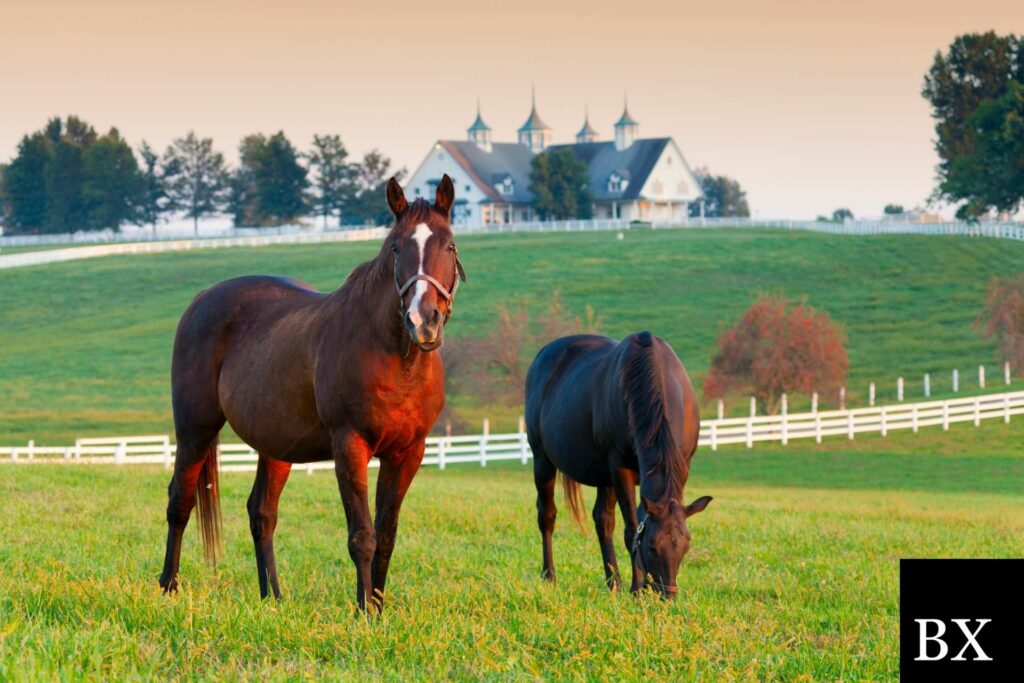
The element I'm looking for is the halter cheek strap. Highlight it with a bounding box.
[393,249,467,322]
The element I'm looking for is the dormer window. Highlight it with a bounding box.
[608,172,629,193]
[492,174,515,196]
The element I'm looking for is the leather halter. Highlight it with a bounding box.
[393,247,466,323]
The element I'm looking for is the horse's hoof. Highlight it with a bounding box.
[158,574,179,594]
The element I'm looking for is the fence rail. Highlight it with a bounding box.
[3,390,1020,472]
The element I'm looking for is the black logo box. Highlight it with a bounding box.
[901,559,1024,681]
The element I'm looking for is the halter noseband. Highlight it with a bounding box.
[393,247,466,323]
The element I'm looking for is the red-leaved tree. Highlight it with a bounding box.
[703,294,848,413]
[976,274,1024,373]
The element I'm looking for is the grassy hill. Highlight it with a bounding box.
[1,227,1022,443]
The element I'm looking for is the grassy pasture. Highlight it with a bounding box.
[0,417,1021,680]
[2,228,1023,443]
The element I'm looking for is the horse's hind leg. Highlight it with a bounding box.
[593,487,620,590]
[159,429,221,593]
[248,454,292,600]
[532,443,558,582]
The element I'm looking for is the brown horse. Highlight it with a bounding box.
[158,175,466,611]
[524,331,712,597]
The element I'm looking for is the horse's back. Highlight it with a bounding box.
[526,334,619,485]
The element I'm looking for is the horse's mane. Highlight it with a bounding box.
[621,331,687,498]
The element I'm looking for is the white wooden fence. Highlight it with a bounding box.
[2,390,1020,472]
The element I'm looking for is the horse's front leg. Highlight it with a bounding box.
[371,443,425,607]
[331,431,376,611]
[611,467,644,593]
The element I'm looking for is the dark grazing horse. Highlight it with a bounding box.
[525,331,712,597]
[158,175,466,611]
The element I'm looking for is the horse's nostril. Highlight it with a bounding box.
[430,308,441,325]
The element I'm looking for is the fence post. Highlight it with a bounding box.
[869,383,876,407]
[518,415,528,464]
[480,418,489,467]
[1004,393,1011,424]
[116,439,126,464]
[163,436,172,469]
[897,377,904,402]
[942,401,950,431]
[880,407,887,436]
[811,392,818,414]
[912,404,919,433]
[717,400,724,420]
[711,421,718,451]
[28,439,35,461]
[847,409,854,440]
[973,396,980,427]
[924,373,930,398]
[781,393,788,445]
[1006,361,1012,385]
[979,365,985,389]
[839,386,846,411]
[953,369,959,393]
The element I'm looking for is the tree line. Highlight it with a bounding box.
[0,116,405,235]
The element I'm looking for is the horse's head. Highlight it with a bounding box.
[385,174,467,352]
[634,494,712,598]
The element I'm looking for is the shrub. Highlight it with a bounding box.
[703,294,848,413]
[976,274,1024,372]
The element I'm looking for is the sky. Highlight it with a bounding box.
[1,0,1022,219]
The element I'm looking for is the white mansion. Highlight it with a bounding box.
[404,96,704,225]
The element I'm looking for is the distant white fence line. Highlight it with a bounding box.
[3,390,1020,472]
[0,227,386,270]
[3,217,1023,270]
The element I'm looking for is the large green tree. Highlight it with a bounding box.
[529,148,593,220]
[944,82,1024,216]
[82,128,144,230]
[137,141,169,233]
[1,133,52,231]
[163,131,229,235]
[228,132,309,227]
[689,167,750,218]
[307,134,353,227]
[922,32,1024,218]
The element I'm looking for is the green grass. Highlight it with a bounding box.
[2,228,1023,443]
[1,417,1022,680]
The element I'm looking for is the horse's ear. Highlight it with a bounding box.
[641,496,666,518]
[386,177,408,217]
[685,496,713,517]
[434,173,455,218]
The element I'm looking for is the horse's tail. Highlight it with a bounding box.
[560,472,587,533]
[196,437,222,566]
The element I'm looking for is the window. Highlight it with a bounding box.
[608,173,628,193]
[666,156,673,167]
[652,180,664,195]
[677,181,688,194]
[415,188,421,195]
[465,184,471,193]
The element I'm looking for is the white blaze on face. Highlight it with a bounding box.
[406,222,434,327]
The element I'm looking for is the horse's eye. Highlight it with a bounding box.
[447,243,457,252]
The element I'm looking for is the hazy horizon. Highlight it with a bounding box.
[2,0,1023,220]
